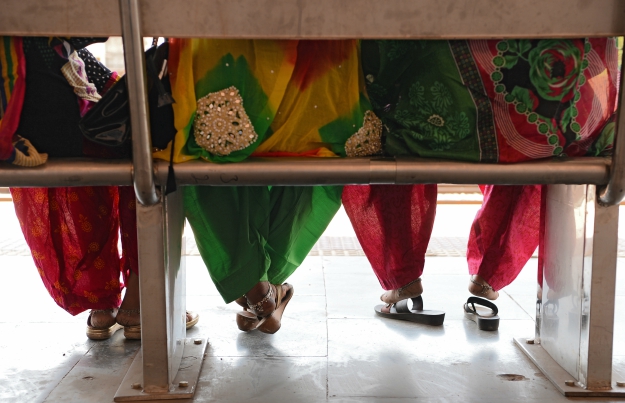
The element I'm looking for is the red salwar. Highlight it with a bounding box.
[342,184,542,292]
[11,186,138,315]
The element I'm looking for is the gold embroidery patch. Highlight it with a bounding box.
[194,86,258,156]
[345,111,383,157]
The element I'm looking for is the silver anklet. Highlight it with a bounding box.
[397,277,422,297]
[118,308,141,315]
[471,278,494,295]
[246,286,273,312]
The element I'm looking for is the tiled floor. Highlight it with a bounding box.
[1,202,624,402]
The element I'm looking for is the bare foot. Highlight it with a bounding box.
[468,275,499,300]
[380,278,423,305]
[116,271,140,326]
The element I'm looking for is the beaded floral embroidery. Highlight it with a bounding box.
[345,111,383,157]
[194,87,258,156]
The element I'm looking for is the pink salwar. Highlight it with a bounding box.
[342,184,542,292]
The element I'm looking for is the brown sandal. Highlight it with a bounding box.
[235,296,260,332]
[115,309,200,340]
[256,283,294,334]
[235,284,281,332]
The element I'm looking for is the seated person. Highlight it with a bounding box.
[158,39,374,333]
[342,38,618,326]
[0,36,198,339]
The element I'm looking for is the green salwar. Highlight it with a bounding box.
[184,185,342,303]
[170,39,369,304]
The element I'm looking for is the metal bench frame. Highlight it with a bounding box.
[1,0,625,399]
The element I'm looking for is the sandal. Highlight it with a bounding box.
[86,309,123,340]
[463,296,500,331]
[116,309,200,340]
[374,296,445,326]
[186,311,200,329]
[234,296,260,332]
[256,283,294,334]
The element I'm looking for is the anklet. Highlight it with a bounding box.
[118,308,141,315]
[397,277,421,297]
[246,285,273,312]
[471,278,494,295]
[91,309,115,314]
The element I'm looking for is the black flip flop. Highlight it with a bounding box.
[464,296,499,331]
[374,296,445,326]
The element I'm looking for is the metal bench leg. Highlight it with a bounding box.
[114,190,206,401]
[515,184,622,397]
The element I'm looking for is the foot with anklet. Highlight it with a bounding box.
[464,275,500,331]
[374,278,445,325]
[86,308,122,340]
[235,281,294,334]
[380,277,423,306]
[115,271,200,339]
[468,275,499,300]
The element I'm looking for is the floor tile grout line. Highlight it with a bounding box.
[504,291,537,322]
[321,257,330,401]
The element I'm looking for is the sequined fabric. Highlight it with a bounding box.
[345,111,382,157]
[193,86,257,156]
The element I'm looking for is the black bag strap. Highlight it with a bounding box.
[164,130,177,195]
[146,38,175,107]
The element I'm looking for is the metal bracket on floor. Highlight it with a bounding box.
[515,184,622,397]
[113,188,203,401]
[515,338,625,397]
[114,338,207,401]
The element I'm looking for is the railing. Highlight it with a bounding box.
[2,1,625,400]
[1,0,624,205]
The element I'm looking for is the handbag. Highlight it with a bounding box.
[78,38,176,150]
[79,38,178,193]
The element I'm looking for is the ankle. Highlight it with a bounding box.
[120,271,140,311]
[468,275,499,300]
[245,281,270,302]
[116,308,140,327]
[381,278,423,304]
[245,282,276,317]
[398,278,423,297]
[90,309,117,328]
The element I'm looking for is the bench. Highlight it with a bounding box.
[1,0,625,399]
